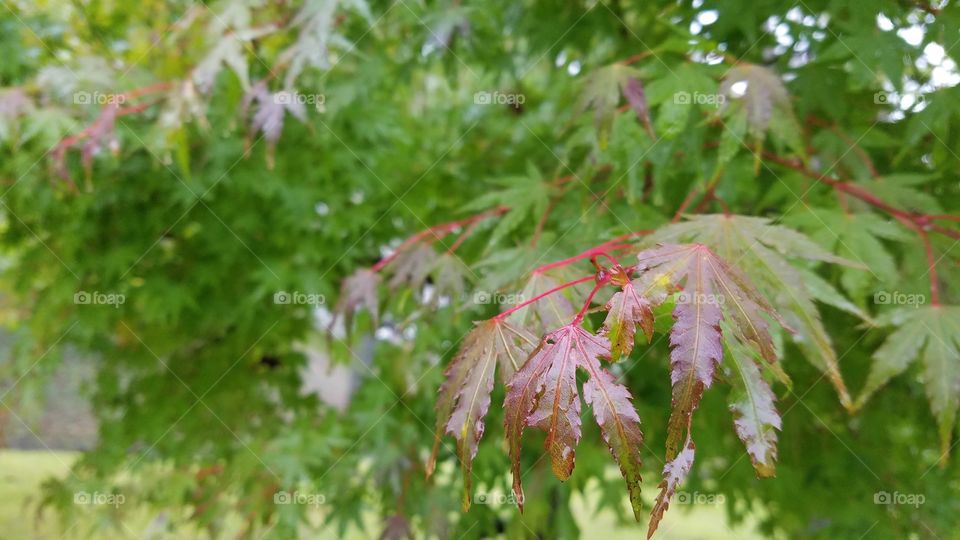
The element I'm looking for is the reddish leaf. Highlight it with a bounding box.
[581,357,645,520]
[332,268,381,332]
[634,243,783,535]
[428,319,536,510]
[387,244,437,291]
[648,440,695,539]
[504,325,644,518]
[601,281,654,360]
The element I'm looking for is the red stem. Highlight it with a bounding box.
[919,228,941,306]
[929,214,960,223]
[493,275,595,321]
[762,151,959,302]
[672,188,701,222]
[572,278,610,324]
[531,231,651,276]
[447,219,479,253]
[370,207,508,272]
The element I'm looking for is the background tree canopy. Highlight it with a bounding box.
[0,0,959,538]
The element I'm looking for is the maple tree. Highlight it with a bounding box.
[1,1,960,539]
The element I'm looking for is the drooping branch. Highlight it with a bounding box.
[530,231,651,276]
[493,275,595,321]
[761,150,958,304]
[370,207,508,272]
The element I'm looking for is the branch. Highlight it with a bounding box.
[370,207,508,272]
[531,231,651,276]
[493,275,595,321]
[762,150,959,303]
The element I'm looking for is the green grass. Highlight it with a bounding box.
[0,450,761,539]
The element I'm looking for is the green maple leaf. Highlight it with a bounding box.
[857,306,960,464]
[719,63,805,167]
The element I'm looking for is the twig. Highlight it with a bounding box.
[493,275,595,321]
[370,206,508,272]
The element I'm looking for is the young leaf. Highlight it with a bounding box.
[504,325,644,518]
[857,306,960,463]
[601,280,654,360]
[428,319,537,510]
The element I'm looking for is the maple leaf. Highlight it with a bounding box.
[507,271,578,333]
[278,0,372,88]
[332,268,381,332]
[427,253,471,307]
[719,63,805,164]
[427,319,537,509]
[386,244,437,291]
[577,63,644,146]
[243,82,309,168]
[504,325,645,520]
[601,280,654,360]
[633,243,784,535]
[648,440,695,539]
[724,324,781,476]
[651,214,861,410]
[461,163,551,246]
[857,306,960,463]
[191,1,276,93]
[0,87,33,142]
